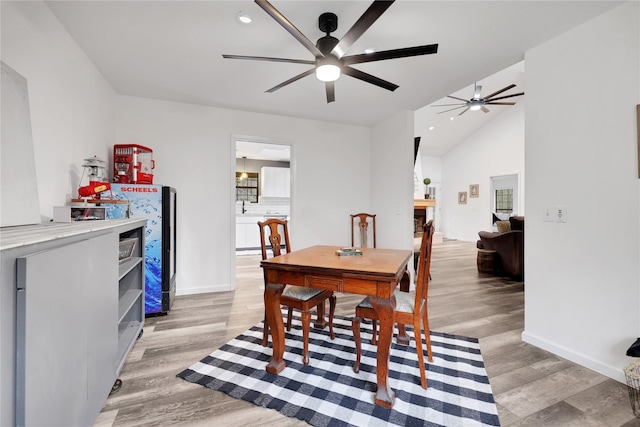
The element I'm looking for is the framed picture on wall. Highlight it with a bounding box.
[469,184,479,198]
[458,191,467,204]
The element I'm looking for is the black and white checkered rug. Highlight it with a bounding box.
[177,310,500,426]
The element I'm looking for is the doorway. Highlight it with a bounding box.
[489,174,519,231]
[232,138,292,289]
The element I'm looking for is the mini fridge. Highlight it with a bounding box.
[105,184,177,315]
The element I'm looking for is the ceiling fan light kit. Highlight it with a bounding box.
[223,0,439,103]
[315,56,341,82]
[469,100,483,111]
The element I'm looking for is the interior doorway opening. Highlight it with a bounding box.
[490,174,519,231]
[232,138,292,288]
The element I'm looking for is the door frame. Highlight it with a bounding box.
[229,135,293,290]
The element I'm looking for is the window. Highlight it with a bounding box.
[495,189,513,214]
[236,172,258,203]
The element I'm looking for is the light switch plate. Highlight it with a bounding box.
[555,206,567,223]
[543,208,553,222]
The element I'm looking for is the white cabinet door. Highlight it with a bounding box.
[15,233,117,427]
[260,167,276,197]
[260,167,290,197]
[236,223,246,248]
[245,223,261,248]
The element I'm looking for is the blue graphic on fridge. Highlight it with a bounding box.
[106,184,177,315]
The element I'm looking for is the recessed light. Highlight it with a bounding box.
[236,12,252,24]
[428,126,435,131]
[449,117,454,121]
[364,48,375,54]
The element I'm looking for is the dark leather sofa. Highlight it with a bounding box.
[476,216,524,281]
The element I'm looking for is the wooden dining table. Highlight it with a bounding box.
[260,245,412,408]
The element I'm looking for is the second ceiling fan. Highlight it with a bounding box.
[223,0,439,103]
[432,83,524,116]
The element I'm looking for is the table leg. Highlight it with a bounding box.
[396,270,410,345]
[370,294,396,408]
[313,299,327,329]
[264,281,286,374]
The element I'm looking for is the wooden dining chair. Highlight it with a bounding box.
[350,213,376,248]
[352,219,435,389]
[258,218,336,365]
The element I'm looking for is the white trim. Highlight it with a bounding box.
[522,331,626,384]
[176,284,231,295]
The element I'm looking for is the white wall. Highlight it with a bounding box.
[371,110,415,250]
[1,2,118,426]
[420,156,442,189]
[115,96,371,294]
[1,1,117,217]
[523,2,640,382]
[440,103,525,241]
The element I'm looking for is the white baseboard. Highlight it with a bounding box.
[522,330,626,384]
[176,284,231,295]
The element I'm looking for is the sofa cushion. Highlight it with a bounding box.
[496,221,511,233]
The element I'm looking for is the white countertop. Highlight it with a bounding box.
[235,215,264,224]
[0,219,144,251]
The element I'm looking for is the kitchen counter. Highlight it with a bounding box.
[235,215,264,225]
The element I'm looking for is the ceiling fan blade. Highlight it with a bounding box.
[436,105,468,114]
[485,92,525,102]
[331,1,394,58]
[326,82,335,103]
[481,106,490,113]
[265,68,315,93]
[446,95,470,103]
[485,101,517,105]
[482,84,516,100]
[342,44,438,65]
[222,54,315,65]
[458,107,470,116]
[255,0,324,58]
[342,66,398,91]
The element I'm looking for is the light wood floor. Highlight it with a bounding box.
[96,241,640,426]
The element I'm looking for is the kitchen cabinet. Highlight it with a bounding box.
[1,219,145,427]
[236,216,262,249]
[260,167,290,198]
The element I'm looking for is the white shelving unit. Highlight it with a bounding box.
[116,224,145,373]
[1,219,145,427]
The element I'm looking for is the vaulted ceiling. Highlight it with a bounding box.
[46,1,620,155]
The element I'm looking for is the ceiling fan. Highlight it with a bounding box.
[431,83,524,116]
[223,0,438,103]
